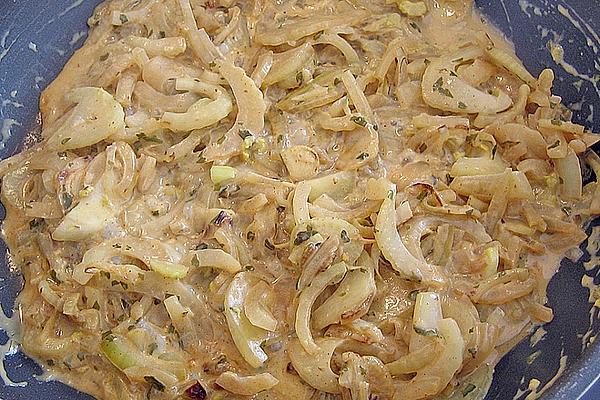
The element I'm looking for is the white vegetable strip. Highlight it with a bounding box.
[312,265,376,330]
[224,272,271,368]
[244,280,278,332]
[193,249,241,273]
[295,262,347,354]
[288,337,344,393]
[46,87,125,151]
[215,372,279,395]
[375,192,444,284]
[293,181,312,225]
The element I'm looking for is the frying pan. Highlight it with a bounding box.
[0,1,599,399]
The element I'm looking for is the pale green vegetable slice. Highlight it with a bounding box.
[149,260,189,279]
[375,193,443,284]
[224,272,271,368]
[47,87,125,150]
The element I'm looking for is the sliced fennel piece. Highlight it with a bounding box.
[412,292,443,337]
[46,87,125,150]
[312,265,376,330]
[375,192,441,284]
[52,179,116,241]
[210,165,237,184]
[305,171,356,201]
[288,337,344,394]
[149,260,189,279]
[421,47,512,114]
[193,249,241,273]
[295,262,347,354]
[224,272,271,368]
[215,372,279,396]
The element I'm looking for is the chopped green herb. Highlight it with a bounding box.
[408,289,420,301]
[264,239,275,250]
[356,152,369,161]
[61,137,72,145]
[151,210,160,216]
[409,21,421,32]
[418,143,428,153]
[119,14,129,24]
[99,53,109,61]
[413,326,439,337]
[60,192,74,210]
[238,129,252,139]
[350,115,368,127]
[136,133,162,143]
[551,119,563,126]
[76,352,85,361]
[561,206,572,216]
[147,342,158,355]
[294,230,314,245]
[467,347,477,358]
[296,71,303,84]
[49,270,62,285]
[462,383,477,397]
[218,184,240,199]
[92,301,100,310]
[548,140,561,149]
[433,77,453,98]
[340,229,350,243]
[29,218,44,231]
[158,31,166,39]
[458,101,467,109]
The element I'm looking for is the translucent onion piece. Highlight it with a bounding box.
[244,280,277,332]
[46,87,125,150]
[305,171,356,201]
[394,319,465,400]
[422,48,512,114]
[193,249,241,273]
[281,145,320,181]
[555,149,582,200]
[295,262,347,354]
[375,194,444,284]
[263,43,314,87]
[292,181,311,225]
[215,371,279,395]
[312,265,376,330]
[224,272,271,368]
[288,337,344,393]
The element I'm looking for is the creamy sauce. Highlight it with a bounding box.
[0,0,598,399]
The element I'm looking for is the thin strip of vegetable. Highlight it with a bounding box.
[295,262,347,354]
[375,192,443,284]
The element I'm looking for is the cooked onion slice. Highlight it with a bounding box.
[216,371,279,395]
[224,272,271,368]
[312,265,376,330]
[375,192,444,284]
[288,337,344,393]
[295,262,347,354]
